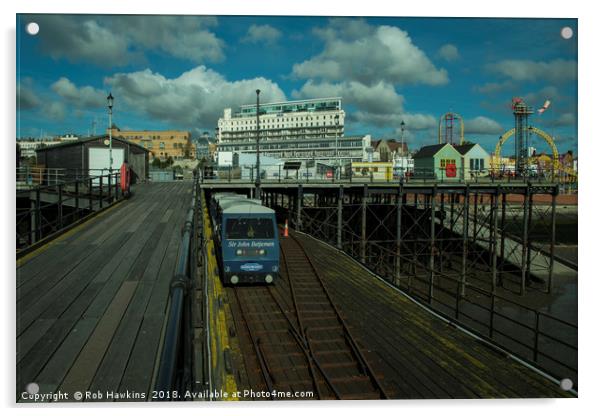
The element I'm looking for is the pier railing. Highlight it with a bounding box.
[16,170,124,254]
[290,187,577,388]
[201,164,577,189]
[154,171,199,398]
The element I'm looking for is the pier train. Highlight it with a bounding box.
[209,192,280,285]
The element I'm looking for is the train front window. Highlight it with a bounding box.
[225,218,275,239]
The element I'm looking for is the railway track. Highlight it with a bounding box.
[228,232,389,400]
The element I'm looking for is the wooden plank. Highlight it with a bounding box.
[16,281,104,397]
[16,318,56,363]
[19,318,99,402]
[59,281,139,396]
[118,314,166,399]
[16,232,133,336]
[87,282,155,395]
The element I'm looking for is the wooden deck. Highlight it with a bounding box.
[295,232,574,399]
[16,182,193,402]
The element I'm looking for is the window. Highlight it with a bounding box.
[226,218,275,239]
[160,142,165,149]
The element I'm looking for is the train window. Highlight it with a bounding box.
[225,218,275,239]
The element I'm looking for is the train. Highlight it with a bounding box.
[209,192,280,285]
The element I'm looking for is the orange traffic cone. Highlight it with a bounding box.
[283,219,289,238]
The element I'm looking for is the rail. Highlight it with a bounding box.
[295,212,578,388]
[201,165,577,189]
[154,171,199,399]
[16,171,124,253]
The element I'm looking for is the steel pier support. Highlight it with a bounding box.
[491,186,499,293]
[547,184,558,293]
[461,186,469,297]
[296,185,303,231]
[337,185,343,250]
[395,184,403,286]
[429,186,437,304]
[361,184,367,264]
[520,185,531,295]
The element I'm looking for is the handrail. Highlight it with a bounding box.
[300,208,577,382]
[16,171,124,252]
[154,171,198,399]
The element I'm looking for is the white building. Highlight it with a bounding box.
[17,139,62,159]
[217,97,370,166]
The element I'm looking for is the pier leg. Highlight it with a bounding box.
[520,185,531,295]
[500,192,507,288]
[429,186,437,304]
[361,184,367,264]
[526,187,534,279]
[548,185,558,293]
[491,187,499,293]
[473,192,478,244]
[461,186,469,297]
[412,193,418,277]
[337,185,343,250]
[296,185,303,231]
[439,192,444,272]
[395,185,402,286]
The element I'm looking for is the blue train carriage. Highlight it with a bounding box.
[219,201,280,285]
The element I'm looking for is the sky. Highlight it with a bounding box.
[16,14,578,155]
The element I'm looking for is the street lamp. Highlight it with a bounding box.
[334,114,340,179]
[255,89,261,198]
[107,92,114,174]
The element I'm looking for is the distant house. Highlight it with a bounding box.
[453,143,491,179]
[413,143,462,181]
[371,139,408,162]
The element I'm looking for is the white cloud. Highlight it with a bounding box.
[351,111,437,131]
[17,83,40,110]
[32,15,224,66]
[463,116,504,135]
[51,77,106,108]
[486,59,577,83]
[292,19,448,86]
[105,66,287,129]
[43,102,67,121]
[544,112,576,127]
[242,24,282,44]
[474,80,515,95]
[293,80,404,114]
[437,44,459,62]
[523,86,563,107]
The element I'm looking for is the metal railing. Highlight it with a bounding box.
[16,171,124,252]
[154,171,199,399]
[297,213,578,387]
[201,164,578,187]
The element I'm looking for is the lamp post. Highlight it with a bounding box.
[107,92,114,175]
[334,114,340,180]
[255,89,261,198]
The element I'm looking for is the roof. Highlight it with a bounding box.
[413,143,449,159]
[35,135,148,153]
[453,143,478,155]
[223,201,275,215]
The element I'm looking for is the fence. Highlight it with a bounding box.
[281,185,577,387]
[16,171,124,252]
[202,164,577,188]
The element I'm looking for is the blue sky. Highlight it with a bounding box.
[16,15,578,155]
